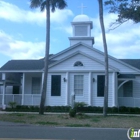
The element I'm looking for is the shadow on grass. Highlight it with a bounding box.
[35,121,59,125]
[66,124,91,127]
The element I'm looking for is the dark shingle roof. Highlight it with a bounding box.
[0,59,56,71]
[119,59,140,70]
[1,58,140,71]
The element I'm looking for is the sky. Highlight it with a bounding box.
[0,0,140,67]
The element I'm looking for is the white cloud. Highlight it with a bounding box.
[0,1,73,25]
[92,13,140,58]
[0,31,45,59]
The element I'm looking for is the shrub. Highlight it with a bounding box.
[119,106,128,113]
[69,108,76,117]
[8,102,17,109]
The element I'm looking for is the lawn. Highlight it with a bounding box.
[0,113,139,128]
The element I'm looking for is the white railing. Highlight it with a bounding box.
[118,97,140,107]
[24,94,41,106]
[4,94,22,105]
[1,94,41,106]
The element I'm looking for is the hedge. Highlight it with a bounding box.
[4,105,140,114]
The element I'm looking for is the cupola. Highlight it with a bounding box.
[69,14,94,47]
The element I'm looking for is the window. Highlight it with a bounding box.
[75,26,88,36]
[13,86,20,94]
[97,75,105,97]
[32,77,41,94]
[123,81,133,97]
[74,75,84,96]
[51,75,61,96]
[74,61,83,66]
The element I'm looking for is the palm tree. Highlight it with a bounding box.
[98,0,109,116]
[30,0,67,115]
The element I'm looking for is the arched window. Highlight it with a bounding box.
[74,61,83,66]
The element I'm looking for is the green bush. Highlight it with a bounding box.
[69,108,76,117]
[8,102,17,109]
[4,105,140,114]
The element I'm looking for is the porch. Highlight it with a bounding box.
[0,72,43,107]
[118,74,140,107]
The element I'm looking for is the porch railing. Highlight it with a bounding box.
[118,97,140,107]
[24,94,41,106]
[0,94,2,104]
[1,94,41,106]
[5,94,22,105]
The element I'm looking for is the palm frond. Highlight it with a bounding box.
[57,0,67,9]
[50,0,67,12]
[41,1,46,11]
[30,0,41,8]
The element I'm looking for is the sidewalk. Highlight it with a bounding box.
[0,111,140,116]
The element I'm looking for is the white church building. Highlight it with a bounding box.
[1,14,140,108]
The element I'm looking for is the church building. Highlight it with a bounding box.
[0,14,140,108]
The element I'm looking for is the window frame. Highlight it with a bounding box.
[97,75,105,97]
[51,75,61,96]
[74,75,84,96]
[74,61,84,67]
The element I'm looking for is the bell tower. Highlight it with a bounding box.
[69,14,94,47]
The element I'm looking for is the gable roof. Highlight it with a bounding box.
[0,42,140,73]
[49,42,140,73]
[49,51,119,72]
[0,58,140,72]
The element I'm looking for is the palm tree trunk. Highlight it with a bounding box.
[39,0,50,115]
[98,0,109,117]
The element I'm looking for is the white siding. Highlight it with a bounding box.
[51,45,139,73]
[50,54,112,71]
[92,73,114,107]
[46,73,66,106]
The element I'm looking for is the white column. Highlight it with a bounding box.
[65,72,69,105]
[88,72,92,106]
[41,72,44,104]
[2,73,6,107]
[21,73,25,105]
[41,72,44,86]
[2,82,6,106]
[112,72,117,107]
[115,73,118,107]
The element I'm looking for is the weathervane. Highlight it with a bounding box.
[78,3,87,15]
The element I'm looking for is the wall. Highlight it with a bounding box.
[46,72,66,106]
[92,73,114,107]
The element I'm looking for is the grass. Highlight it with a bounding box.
[0,113,139,128]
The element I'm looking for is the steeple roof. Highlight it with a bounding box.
[73,14,90,22]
